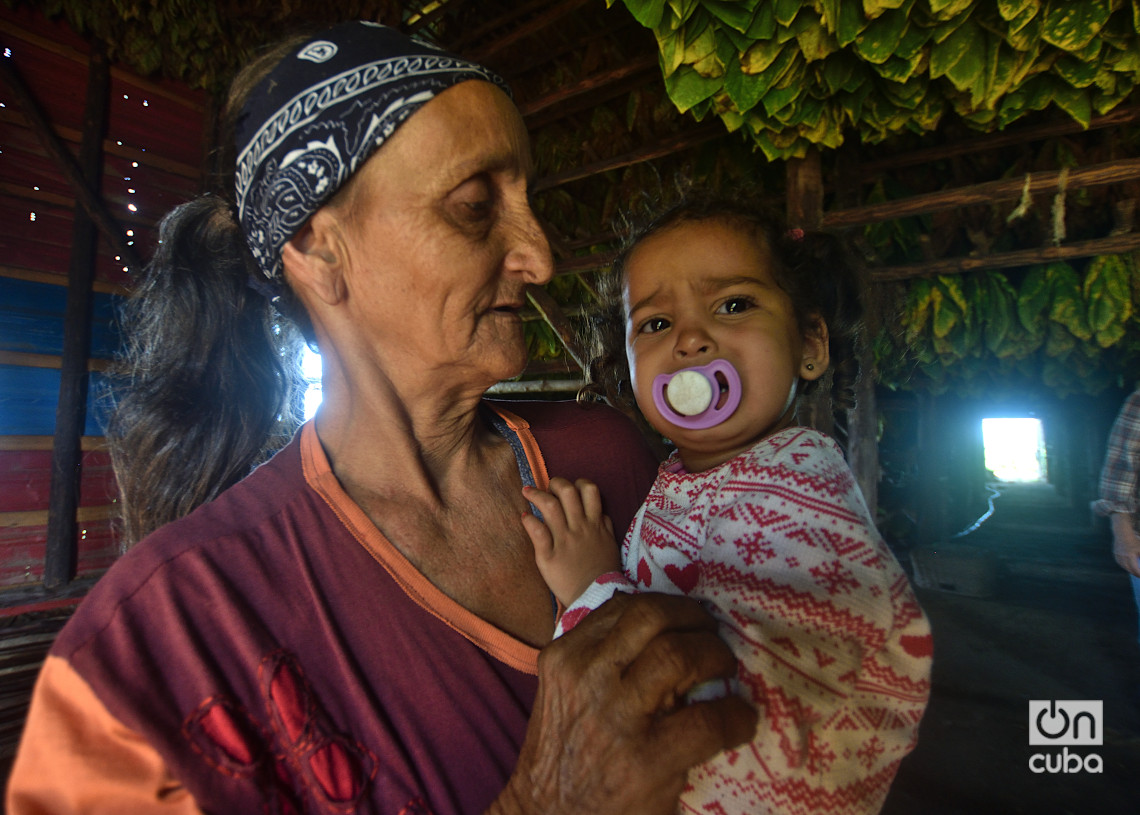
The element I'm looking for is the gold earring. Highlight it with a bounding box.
[805,362,815,371]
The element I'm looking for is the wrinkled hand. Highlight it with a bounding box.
[522,479,621,606]
[490,592,758,815]
[1110,513,1140,578]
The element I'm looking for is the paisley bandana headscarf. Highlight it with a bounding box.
[234,21,509,282]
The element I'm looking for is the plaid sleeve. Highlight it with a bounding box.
[1093,390,1140,516]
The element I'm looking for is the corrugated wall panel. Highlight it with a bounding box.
[0,2,205,610]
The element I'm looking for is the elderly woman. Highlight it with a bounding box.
[7,22,754,815]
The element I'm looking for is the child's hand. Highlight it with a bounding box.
[522,478,621,607]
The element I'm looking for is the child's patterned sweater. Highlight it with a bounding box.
[558,427,933,815]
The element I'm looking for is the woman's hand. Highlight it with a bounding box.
[489,592,758,815]
[1111,512,1140,578]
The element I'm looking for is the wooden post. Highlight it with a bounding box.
[44,41,109,590]
[786,148,834,436]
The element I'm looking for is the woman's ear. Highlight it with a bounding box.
[281,208,346,307]
[800,315,829,381]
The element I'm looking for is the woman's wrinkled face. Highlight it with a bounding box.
[333,81,553,392]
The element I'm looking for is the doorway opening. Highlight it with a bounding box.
[981,417,1046,483]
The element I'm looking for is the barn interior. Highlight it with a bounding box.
[1,1,1139,811]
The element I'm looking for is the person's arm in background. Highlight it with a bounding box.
[1094,390,1140,578]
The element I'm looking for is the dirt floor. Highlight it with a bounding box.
[881,481,1140,815]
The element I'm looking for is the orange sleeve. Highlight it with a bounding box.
[6,655,203,815]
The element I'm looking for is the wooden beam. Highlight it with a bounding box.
[0,505,117,530]
[0,42,143,271]
[0,109,200,181]
[786,148,823,229]
[0,436,106,452]
[870,232,1140,281]
[519,54,658,118]
[860,106,1140,178]
[0,265,128,296]
[533,123,725,192]
[822,157,1140,229]
[0,351,111,372]
[43,40,109,591]
[465,0,594,63]
[555,249,618,277]
[0,20,204,112]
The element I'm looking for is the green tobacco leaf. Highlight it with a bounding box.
[682,22,718,70]
[746,0,778,38]
[904,277,935,341]
[1044,322,1076,358]
[931,285,962,339]
[981,273,1015,355]
[622,0,667,30]
[1054,53,1102,89]
[894,17,933,59]
[1084,254,1133,347]
[821,50,863,93]
[1042,0,1110,51]
[704,0,759,32]
[1018,265,1051,335]
[946,22,995,105]
[1048,261,1092,340]
[741,36,787,75]
[862,0,908,19]
[667,0,702,27]
[797,16,840,62]
[775,0,803,27]
[724,56,765,111]
[930,14,975,79]
[928,0,974,22]
[997,0,1039,23]
[656,27,684,77]
[853,4,912,63]
[938,274,968,312]
[1050,78,1093,127]
[836,0,869,46]
[664,64,722,112]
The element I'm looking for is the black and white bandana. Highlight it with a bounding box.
[234,21,509,282]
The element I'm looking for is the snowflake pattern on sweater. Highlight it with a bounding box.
[557,427,932,815]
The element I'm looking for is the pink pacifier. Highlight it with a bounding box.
[652,359,742,430]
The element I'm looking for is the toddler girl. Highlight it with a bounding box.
[521,195,932,815]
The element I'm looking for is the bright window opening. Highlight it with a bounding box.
[982,417,1045,483]
[300,345,322,420]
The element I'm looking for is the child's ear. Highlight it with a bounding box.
[800,315,829,381]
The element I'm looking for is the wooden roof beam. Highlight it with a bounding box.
[533,122,725,192]
[822,157,1140,229]
[0,43,142,271]
[519,54,658,119]
[523,58,660,131]
[859,106,1140,178]
[465,0,595,64]
[872,232,1140,281]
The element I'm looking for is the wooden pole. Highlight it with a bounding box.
[833,145,880,517]
[44,41,109,590]
[0,40,141,271]
[822,157,1140,230]
[533,123,724,191]
[787,149,834,436]
[870,232,1140,281]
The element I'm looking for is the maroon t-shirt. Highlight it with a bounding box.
[50,401,658,814]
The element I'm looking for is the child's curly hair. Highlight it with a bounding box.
[579,190,866,424]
